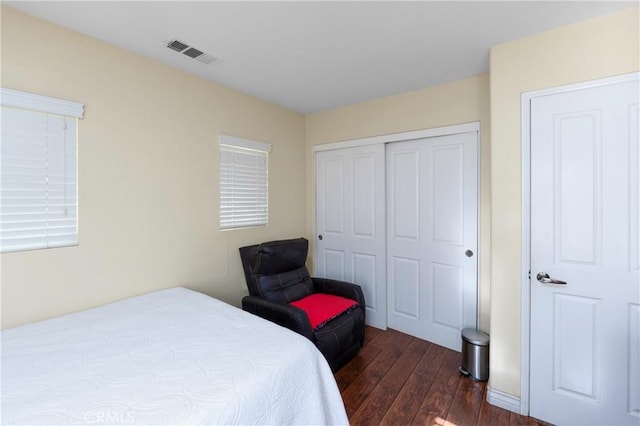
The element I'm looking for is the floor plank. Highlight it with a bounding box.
[446,371,485,425]
[477,387,510,426]
[350,338,430,425]
[340,329,413,417]
[378,342,447,425]
[412,349,462,425]
[338,326,547,426]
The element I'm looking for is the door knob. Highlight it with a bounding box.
[536,272,567,285]
[465,250,473,257]
[318,235,323,240]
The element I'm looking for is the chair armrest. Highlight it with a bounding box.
[312,278,366,310]
[242,296,314,341]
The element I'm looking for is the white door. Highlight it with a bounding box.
[386,132,478,351]
[315,144,386,328]
[530,78,640,425]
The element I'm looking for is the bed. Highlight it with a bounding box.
[1,287,349,425]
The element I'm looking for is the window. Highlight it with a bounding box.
[219,135,271,230]
[1,88,83,253]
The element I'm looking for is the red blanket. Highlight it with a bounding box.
[290,293,358,330]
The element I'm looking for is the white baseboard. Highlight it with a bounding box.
[487,386,521,414]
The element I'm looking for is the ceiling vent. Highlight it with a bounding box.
[166,39,221,65]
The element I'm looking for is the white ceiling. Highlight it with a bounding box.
[7,1,636,113]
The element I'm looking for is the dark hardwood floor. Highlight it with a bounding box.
[336,327,548,426]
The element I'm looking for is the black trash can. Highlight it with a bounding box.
[459,328,489,381]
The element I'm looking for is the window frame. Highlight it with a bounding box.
[1,88,83,253]
[219,134,272,231]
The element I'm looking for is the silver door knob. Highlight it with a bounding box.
[536,272,567,285]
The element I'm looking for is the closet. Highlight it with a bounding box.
[314,124,478,351]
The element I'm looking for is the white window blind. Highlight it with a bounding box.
[219,135,271,230]
[1,88,83,253]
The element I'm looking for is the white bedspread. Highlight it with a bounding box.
[1,287,349,425]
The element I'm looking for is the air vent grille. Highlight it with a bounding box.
[182,47,204,58]
[167,40,189,52]
[196,54,218,64]
[166,39,221,65]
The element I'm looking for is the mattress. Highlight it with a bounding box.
[1,287,349,425]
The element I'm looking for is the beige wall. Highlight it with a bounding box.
[0,7,307,329]
[306,74,492,332]
[489,7,639,396]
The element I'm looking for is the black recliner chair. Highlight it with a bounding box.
[239,237,365,372]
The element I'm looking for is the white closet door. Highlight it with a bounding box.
[386,132,478,351]
[315,144,387,329]
[529,78,639,425]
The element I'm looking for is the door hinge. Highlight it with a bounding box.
[528,270,531,280]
